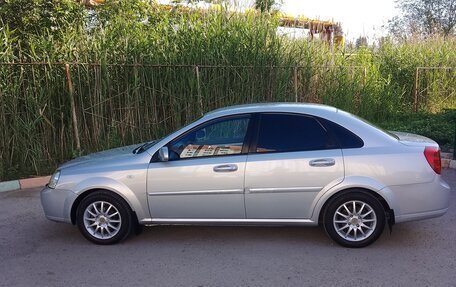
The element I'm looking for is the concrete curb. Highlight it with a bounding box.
[0,180,21,193]
[450,160,456,169]
[442,150,456,169]
[0,176,50,193]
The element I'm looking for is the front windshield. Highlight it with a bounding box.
[134,116,206,154]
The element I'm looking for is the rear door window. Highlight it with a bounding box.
[255,113,338,153]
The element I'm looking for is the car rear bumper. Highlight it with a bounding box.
[391,175,451,223]
[395,207,448,223]
[40,186,76,224]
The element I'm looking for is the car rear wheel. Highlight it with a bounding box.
[76,191,133,245]
[323,191,385,248]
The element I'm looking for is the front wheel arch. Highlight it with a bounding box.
[71,189,139,227]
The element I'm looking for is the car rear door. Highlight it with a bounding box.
[244,113,344,219]
[147,115,252,219]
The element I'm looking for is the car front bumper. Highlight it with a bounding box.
[40,186,77,224]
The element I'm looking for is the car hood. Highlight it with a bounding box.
[391,131,439,147]
[58,143,145,170]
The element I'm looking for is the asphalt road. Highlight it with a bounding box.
[1,170,455,287]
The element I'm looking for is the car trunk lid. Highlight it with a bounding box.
[390,131,439,148]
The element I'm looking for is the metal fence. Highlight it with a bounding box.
[414,67,456,112]
[0,63,454,180]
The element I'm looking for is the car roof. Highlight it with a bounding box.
[204,103,338,118]
[146,103,397,155]
[199,103,397,147]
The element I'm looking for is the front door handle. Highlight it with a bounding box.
[309,158,335,167]
[213,164,238,172]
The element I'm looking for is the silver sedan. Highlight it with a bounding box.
[41,103,450,247]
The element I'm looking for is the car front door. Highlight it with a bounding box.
[147,115,252,219]
[244,113,344,219]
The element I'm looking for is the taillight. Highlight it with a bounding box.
[424,146,441,174]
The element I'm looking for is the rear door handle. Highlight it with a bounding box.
[309,158,335,167]
[213,164,238,172]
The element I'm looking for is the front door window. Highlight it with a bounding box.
[169,116,250,160]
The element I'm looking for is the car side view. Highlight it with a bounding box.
[41,103,450,247]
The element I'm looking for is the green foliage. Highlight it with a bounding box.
[0,0,454,180]
[254,0,280,12]
[0,0,84,33]
[0,0,86,60]
[377,110,456,150]
[95,0,152,27]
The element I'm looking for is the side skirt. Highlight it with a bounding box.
[139,218,317,226]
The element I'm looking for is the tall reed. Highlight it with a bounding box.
[0,0,454,180]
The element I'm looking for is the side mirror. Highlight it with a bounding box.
[158,146,169,162]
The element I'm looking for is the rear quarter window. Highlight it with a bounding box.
[320,118,364,149]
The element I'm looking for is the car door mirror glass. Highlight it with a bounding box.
[158,146,169,162]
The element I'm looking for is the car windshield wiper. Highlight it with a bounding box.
[132,140,158,154]
[132,142,149,154]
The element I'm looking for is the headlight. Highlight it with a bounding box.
[48,171,61,189]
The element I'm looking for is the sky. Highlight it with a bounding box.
[158,0,400,41]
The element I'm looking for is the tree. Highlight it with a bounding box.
[0,0,86,36]
[355,36,368,48]
[171,0,226,4]
[388,0,456,38]
[254,0,281,13]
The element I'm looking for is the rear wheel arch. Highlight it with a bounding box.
[318,187,393,226]
[321,189,387,247]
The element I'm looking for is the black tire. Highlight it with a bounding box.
[323,191,385,248]
[76,191,133,245]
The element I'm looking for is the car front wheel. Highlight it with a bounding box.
[76,191,133,245]
[323,191,385,248]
